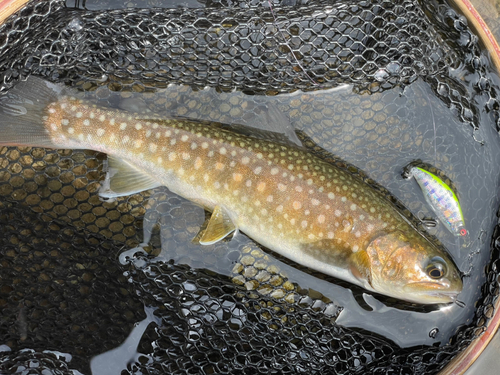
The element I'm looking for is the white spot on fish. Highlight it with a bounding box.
[295,186,303,192]
[254,167,262,174]
[194,157,202,169]
[271,168,279,175]
[266,195,273,202]
[202,142,208,149]
[90,112,95,119]
[149,143,157,152]
[242,157,250,165]
[301,221,308,229]
[83,119,90,126]
[75,112,82,118]
[220,147,227,155]
[352,245,359,252]
[328,192,335,199]
[312,199,320,206]
[123,136,130,143]
[246,180,252,187]
[350,204,357,211]
[120,123,127,130]
[170,139,177,146]
[48,108,56,114]
[293,201,302,210]
[328,232,334,239]
[334,210,341,217]
[168,152,176,161]
[99,114,105,122]
[96,128,105,137]
[191,143,198,150]
[67,127,74,134]
[181,135,189,142]
[109,118,115,125]
[318,215,325,224]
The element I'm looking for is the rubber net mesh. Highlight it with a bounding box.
[0,0,499,374]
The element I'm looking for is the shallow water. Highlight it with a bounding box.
[1,0,500,373]
[70,72,500,352]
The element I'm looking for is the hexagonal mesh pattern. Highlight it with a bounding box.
[0,0,499,374]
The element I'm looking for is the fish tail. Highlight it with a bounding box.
[0,76,62,148]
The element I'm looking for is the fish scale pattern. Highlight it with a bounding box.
[0,0,499,374]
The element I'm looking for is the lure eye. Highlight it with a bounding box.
[426,257,447,279]
[460,228,467,236]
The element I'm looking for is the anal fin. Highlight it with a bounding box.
[99,156,161,198]
[198,206,237,245]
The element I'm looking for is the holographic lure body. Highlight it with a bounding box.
[406,165,466,237]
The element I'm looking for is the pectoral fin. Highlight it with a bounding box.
[350,250,372,285]
[99,156,161,198]
[198,206,237,245]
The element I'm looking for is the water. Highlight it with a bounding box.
[1,0,500,373]
[78,75,500,349]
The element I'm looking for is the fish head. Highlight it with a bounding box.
[365,231,463,304]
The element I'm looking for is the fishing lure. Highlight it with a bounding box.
[403,161,467,237]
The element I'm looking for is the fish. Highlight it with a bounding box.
[0,76,463,304]
[403,161,467,237]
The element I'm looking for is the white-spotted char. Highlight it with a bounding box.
[0,76,463,304]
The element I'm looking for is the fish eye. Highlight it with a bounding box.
[426,257,447,279]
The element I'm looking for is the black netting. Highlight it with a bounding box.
[0,0,500,374]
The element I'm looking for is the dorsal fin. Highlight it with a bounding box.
[218,103,303,147]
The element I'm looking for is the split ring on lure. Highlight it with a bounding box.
[403,161,467,237]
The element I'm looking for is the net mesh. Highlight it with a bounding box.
[0,0,499,374]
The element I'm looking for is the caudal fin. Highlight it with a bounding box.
[0,76,63,148]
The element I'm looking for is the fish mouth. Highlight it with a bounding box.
[403,281,461,302]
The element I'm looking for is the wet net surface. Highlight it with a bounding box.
[0,0,500,374]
